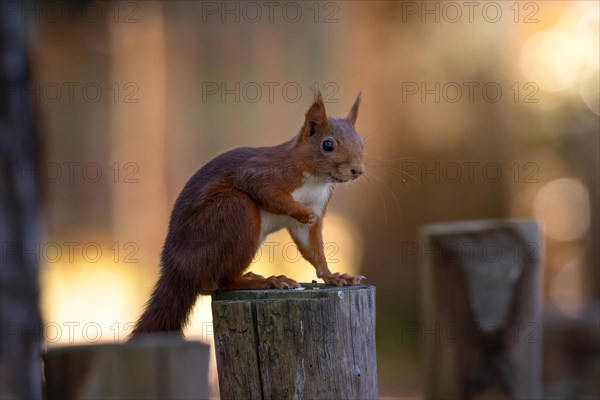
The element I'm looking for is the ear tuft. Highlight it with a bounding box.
[347,91,362,125]
[303,89,327,136]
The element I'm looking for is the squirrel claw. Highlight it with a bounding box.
[321,272,366,286]
[267,275,300,290]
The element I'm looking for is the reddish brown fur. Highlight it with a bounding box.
[130,91,365,338]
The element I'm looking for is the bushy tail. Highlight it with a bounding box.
[129,267,199,340]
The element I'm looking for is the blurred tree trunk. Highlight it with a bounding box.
[0,2,43,399]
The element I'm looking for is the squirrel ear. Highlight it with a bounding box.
[303,90,327,136]
[346,91,362,125]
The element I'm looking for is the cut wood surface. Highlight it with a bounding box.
[43,335,210,400]
[420,220,542,400]
[212,283,378,400]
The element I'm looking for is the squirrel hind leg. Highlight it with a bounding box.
[201,189,264,286]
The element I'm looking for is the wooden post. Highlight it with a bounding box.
[211,283,378,399]
[420,220,542,399]
[43,335,210,400]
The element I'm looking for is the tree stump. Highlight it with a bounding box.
[43,335,210,400]
[420,220,542,399]
[211,283,378,400]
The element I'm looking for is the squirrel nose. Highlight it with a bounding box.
[351,166,364,178]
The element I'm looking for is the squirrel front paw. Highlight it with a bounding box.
[266,275,300,289]
[292,207,317,224]
[320,272,366,286]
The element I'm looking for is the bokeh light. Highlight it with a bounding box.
[520,2,599,94]
[534,178,591,241]
[41,258,141,345]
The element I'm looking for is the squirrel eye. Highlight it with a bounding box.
[322,140,335,152]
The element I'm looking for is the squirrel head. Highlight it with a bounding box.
[296,90,364,183]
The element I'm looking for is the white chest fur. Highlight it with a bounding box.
[259,174,332,244]
[290,174,333,217]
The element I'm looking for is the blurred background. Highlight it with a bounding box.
[1,0,598,398]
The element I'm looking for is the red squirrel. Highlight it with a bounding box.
[130,90,365,337]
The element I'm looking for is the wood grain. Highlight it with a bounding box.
[212,284,378,399]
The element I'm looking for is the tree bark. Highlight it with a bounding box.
[212,284,378,400]
[0,1,43,398]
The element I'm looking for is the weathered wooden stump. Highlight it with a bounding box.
[43,335,210,400]
[420,220,542,399]
[212,283,378,399]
